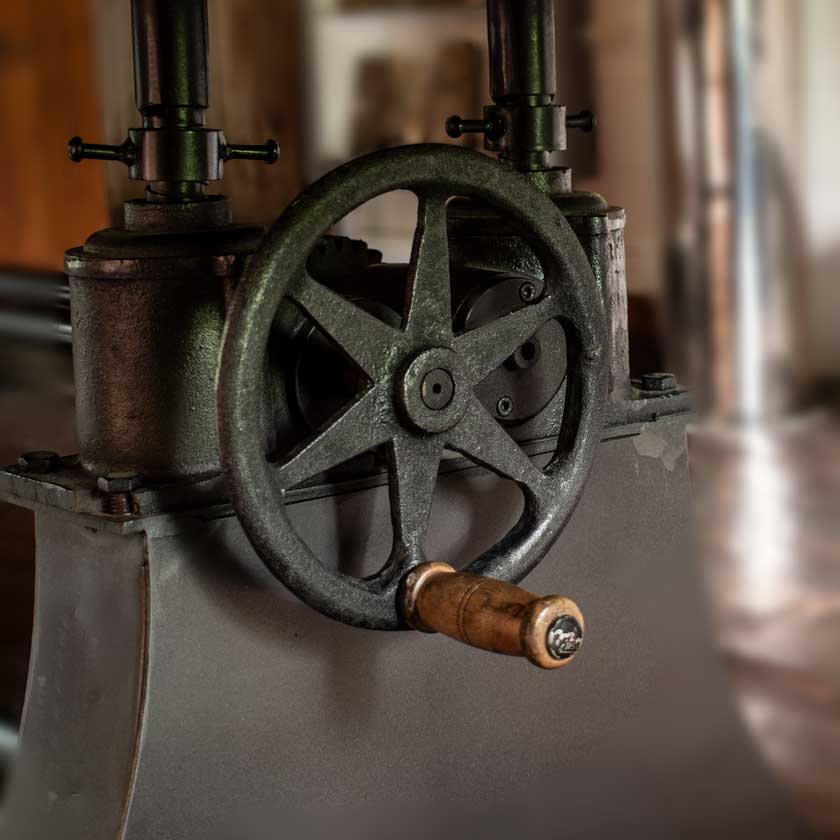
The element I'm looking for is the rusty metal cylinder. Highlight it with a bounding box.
[66,200,261,480]
[487,0,557,105]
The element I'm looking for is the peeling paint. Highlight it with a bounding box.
[633,424,686,472]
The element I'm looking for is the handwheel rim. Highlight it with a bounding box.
[218,144,607,630]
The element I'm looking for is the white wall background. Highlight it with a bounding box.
[803,0,840,378]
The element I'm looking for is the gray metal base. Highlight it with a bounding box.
[1,415,807,839]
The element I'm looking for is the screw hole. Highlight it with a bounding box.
[496,396,513,417]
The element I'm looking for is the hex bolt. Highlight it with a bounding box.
[518,281,537,303]
[641,372,677,392]
[97,474,143,494]
[496,396,514,417]
[105,493,132,516]
[17,450,60,474]
[97,474,143,517]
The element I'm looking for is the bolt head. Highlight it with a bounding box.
[518,281,537,303]
[97,473,143,493]
[264,139,280,165]
[398,348,468,434]
[67,136,85,162]
[496,396,514,418]
[420,368,455,411]
[546,615,583,660]
[445,115,463,138]
[641,372,677,392]
[17,450,60,474]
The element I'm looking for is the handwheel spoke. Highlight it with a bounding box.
[455,294,558,385]
[289,272,403,379]
[386,433,444,572]
[272,383,392,490]
[447,396,548,495]
[405,189,452,343]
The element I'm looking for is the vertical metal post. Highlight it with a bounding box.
[130,0,211,199]
[131,0,209,126]
[487,0,557,106]
[662,0,801,420]
[483,0,565,169]
[727,0,764,420]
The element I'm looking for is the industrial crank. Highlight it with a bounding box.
[0,1,805,838]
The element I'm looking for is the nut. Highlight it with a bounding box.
[640,372,677,392]
[97,473,143,494]
[17,450,60,474]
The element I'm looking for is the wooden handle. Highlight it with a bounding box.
[399,562,584,669]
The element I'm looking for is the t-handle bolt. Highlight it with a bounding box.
[565,110,597,132]
[222,139,280,165]
[67,136,135,166]
[445,115,506,142]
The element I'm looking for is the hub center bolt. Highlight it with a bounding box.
[421,368,455,410]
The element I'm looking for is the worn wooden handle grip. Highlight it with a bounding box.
[399,562,584,669]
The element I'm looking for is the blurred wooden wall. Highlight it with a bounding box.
[0,1,110,270]
[87,0,304,228]
[208,0,304,226]
[584,0,667,303]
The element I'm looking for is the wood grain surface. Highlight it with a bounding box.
[400,561,584,669]
[0,0,109,270]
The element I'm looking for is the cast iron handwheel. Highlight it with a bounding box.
[218,144,607,630]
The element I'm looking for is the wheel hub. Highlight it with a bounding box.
[397,347,468,434]
[420,368,455,410]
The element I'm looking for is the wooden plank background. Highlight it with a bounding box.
[0,1,110,270]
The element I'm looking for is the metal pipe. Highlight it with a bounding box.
[0,719,19,793]
[727,0,771,421]
[129,0,212,200]
[0,312,72,345]
[131,0,209,126]
[0,271,71,344]
[483,0,564,170]
[0,271,69,307]
[486,0,557,106]
[661,0,802,420]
